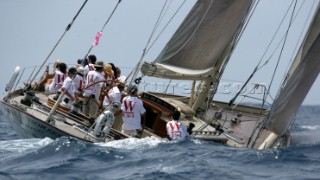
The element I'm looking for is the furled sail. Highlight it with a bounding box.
[141,0,253,80]
[266,4,320,136]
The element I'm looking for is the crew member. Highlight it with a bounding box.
[60,67,77,108]
[166,110,189,141]
[121,84,146,137]
[46,62,67,94]
[82,61,106,119]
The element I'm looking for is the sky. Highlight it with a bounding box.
[0,0,319,105]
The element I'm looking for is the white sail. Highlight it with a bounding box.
[266,4,320,136]
[141,0,253,80]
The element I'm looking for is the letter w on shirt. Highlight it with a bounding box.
[123,99,135,118]
[169,122,182,139]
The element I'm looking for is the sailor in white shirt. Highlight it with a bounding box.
[83,54,97,78]
[121,84,146,137]
[82,61,106,118]
[46,63,67,94]
[60,67,77,108]
[103,81,125,131]
[73,66,85,92]
[166,110,189,141]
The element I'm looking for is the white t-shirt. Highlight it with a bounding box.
[84,63,95,77]
[48,70,66,94]
[73,74,85,91]
[61,77,75,108]
[84,70,105,101]
[117,75,126,82]
[103,86,122,107]
[166,120,188,140]
[121,96,146,130]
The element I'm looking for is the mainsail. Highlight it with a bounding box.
[141,0,253,80]
[266,4,320,136]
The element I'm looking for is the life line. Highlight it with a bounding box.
[93,110,115,137]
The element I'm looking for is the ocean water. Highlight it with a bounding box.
[0,106,320,180]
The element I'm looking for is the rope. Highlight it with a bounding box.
[266,0,298,95]
[128,0,187,84]
[281,0,314,86]
[128,0,170,84]
[255,0,297,72]
[188,1,259,133]
[226,0,300,107]
[145,0,187,54]
[29,0,89,86]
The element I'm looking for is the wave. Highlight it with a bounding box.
[0,136,319,180]
[290,131,320,145]
[0,137,53,153]
[96,136,167,150]
[300,125,320,130]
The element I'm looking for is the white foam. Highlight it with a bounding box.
[300,125,320,130]
[291,130,320,145]
[0,137,53,153]
[96,136,168,150]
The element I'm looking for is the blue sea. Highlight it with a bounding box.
[0,106,320,180]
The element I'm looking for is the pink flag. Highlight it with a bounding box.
[92,31,102,46]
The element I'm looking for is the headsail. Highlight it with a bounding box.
[141,0,254,80]
[266,4,320,136]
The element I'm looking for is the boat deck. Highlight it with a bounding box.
[1,89,273,148]
[145,92,271,148]
[2,91,127,143]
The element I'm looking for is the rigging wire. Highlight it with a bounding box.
[212,0,261,107]
[286,0,320,138]
[248,0,312,147]
[255,0,298,71]
[128,0,187,84]
[281,0,316,86]
[266,0,298,96]
[199,0,260,113]
[226,0,300,107]
[246,0,307,103]
[45,0,122,122]
[29,0,89,86]
[127,0,170,84]
[145,0,187,55]
[82,0,122,60]
[146,0,187,93]
[194,0,260,132]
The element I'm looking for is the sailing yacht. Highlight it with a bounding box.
[1,0,319,149]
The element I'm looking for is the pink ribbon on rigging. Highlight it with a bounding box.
[92,31,102,46]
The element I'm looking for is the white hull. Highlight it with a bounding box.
[0,100,74,140]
